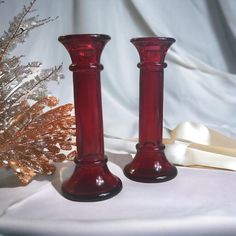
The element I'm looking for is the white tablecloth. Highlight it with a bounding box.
[1,152,236,236]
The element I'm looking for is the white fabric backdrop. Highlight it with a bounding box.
[1,0,236,138]
[1,0,236,235]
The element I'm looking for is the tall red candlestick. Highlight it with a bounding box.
[124,37,177,183]
[58,34,122,201]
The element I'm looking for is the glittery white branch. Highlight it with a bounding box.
[0,0,64,132]
[0,0,58,61]
[0,1,76,185]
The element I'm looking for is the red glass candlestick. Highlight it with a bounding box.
[124,37,177,183]
[58,34,122,201]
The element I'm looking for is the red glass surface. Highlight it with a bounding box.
[58,34,122,201]
[124,37,177,183]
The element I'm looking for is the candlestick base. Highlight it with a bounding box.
[124,144,177,183]
[62,157,122,201]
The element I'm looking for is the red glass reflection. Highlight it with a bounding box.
[124,37,177,182]
[59,34,122,201]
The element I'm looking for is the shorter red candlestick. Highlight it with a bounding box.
[124,37,177,183]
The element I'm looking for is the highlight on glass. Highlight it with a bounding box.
[58,34,122,201]
[124,37,177,183]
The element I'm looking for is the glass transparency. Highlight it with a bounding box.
[124,37,177,183]
[58,34,122,201]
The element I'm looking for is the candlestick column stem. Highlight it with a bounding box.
[124,37,177,183]
[59,34,122,201]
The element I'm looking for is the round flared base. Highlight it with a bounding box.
[62,158,122,202]
[124,144,177,183]
[124,164,177,183]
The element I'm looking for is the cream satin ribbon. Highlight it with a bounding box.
[105,122,236,171]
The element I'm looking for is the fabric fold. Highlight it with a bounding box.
[105,121,236,171]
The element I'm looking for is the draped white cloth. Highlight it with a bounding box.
[105,122,236,171]
[1,0,236,235]
[1,161,236,236]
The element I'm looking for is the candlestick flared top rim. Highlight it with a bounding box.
[130,37,176,44]
[58,34,111,43]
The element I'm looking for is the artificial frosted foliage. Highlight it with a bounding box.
[0,0,76,185]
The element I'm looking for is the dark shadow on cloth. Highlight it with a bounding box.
[0,168,53,188]
[123,0,156,36]
[0,170,22,188]
[106,151,133,170]
[206,0,236,73]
